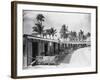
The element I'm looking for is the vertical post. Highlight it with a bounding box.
[54,42,56,55]
[26,38,28,67]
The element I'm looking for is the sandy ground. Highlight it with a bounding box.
[69,47,91,67]
[60,47,91,68]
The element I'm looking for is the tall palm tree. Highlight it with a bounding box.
[32,14,45,37]
[72,31,77,41]
[69,31,73,41]
[60,24,68,39]
[36,14,45,25]
[78,30,84,41]
[33,23,44,37]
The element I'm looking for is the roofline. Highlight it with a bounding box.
[24,34,59,43]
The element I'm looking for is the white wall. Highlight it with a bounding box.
[0,0,99,80]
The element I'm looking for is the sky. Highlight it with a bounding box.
[23,10,91,37]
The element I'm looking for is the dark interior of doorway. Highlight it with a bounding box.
[32,42,38,66]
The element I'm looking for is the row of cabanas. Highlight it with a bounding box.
[23,34,91,68]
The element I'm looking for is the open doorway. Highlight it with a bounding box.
[32,42,38,66]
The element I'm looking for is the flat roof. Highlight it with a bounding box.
[25,34,59,43]
[24,34,91,45]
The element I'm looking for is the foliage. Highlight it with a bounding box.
[50,28,57,37]
[33,23,44,34]
[32,14,45,37]
[36,14,45,23]
[60,24,68,39]
[45,28,57,39]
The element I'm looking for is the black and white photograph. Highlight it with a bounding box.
[23,10,91,69]
[11,1,97,78]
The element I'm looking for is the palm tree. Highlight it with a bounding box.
[60,24,68,39]
[86,32,91,37]
[72,31,77,41]
[78,30,84,41]
[32,14,45,37]
[83,35,87,40]
[50,28,57,39]
[46,29,52,39]
[33,23,44,37]
[69,31,73,41]
[36,14,45,24]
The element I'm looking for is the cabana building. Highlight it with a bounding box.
[23,34,60,68]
